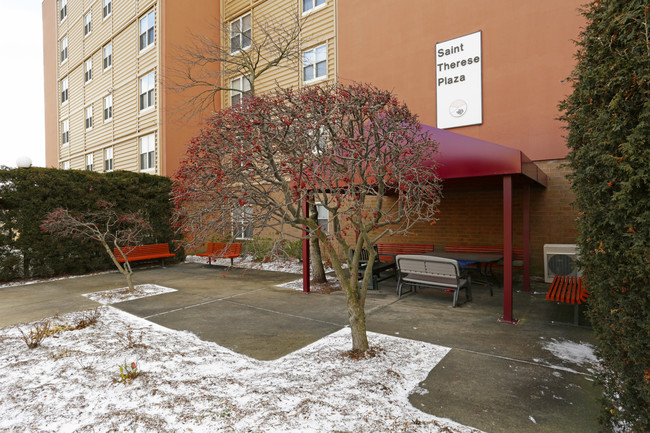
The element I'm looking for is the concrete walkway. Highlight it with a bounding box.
[0,262,601,433]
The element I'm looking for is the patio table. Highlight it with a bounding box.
[422,251,503,295]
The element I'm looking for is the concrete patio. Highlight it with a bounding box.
[0,262,601,433]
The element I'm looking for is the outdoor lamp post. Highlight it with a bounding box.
[16,156,32,168]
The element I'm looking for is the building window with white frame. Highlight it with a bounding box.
[103,0,112,19]
[104,147,113,172]
[303,44,327,83]
[61,77,68,104]
[139,10,155,51]
[230,75,250,106]
[60,36,68,63]
[233,205,253,239]
[316,203,329,233]
[85,105,93,130]
[61,160,70,170]
[60,0,67,22]
[84,59,92,82]
[84,11,92,36]
[139,133,155,171]
[103,43,112,70]
[303,0,326,14]
[230,13,251,54]
[103,94,113,121]
[85,154,94,171]
[139,71,155,111]
[61,119,69,146]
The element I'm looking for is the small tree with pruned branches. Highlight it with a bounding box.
[42,201,152,291]
[173,83,441,353]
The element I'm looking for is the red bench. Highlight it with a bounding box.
[546,275,589,325]
[113,243,175,268]
[197,242,242,267]
[376,243,435,262]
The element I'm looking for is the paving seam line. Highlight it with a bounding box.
[224,299,345,327]
[142,286,269,319]
[454,347,594,377]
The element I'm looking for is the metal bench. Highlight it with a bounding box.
[351,246,396,290]
[396,254,472,307]
[197,242,242,267]
[546,275,589,325]
[113,243,175,268]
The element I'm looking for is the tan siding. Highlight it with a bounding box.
[70,155,85,170]
[114,137,138,171]
[224,0,251,21]
[113,0,137,31]
[68,13,84,66]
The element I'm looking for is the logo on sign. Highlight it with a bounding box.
[449,100,467,118]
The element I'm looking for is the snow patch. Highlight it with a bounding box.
[542,339,599,366]
[82,284,176,305]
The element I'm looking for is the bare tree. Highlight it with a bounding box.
[173,83,441,353]
[41,201,152,291]
[170,11,307,117]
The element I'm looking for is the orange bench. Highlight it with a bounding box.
[376,243,435,262]
[197,242,242,267]
[546,275,589,325]
[113,243,175,268]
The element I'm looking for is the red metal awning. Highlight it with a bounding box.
[420,124,547,186]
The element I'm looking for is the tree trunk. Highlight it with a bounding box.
[309,203,327,283]
[347,290,369,352]
[125,271,135,291]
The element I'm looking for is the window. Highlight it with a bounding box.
[61,77,68,104]
[316,203,329,233]
[103,94,113,121]
[104,147,113,172]
[139,133,155,171]
[230,13,251,54]
[84,11,92,36]
[233,205,253,239]
[85,105,93,130]
[303,44,327,82]
[139,10,155,51]
[103,43,112,70]
[103,0,112,19]
[60,36,68,63]
[230,75,250,106]
[85,154,94,171]
[61,119,69,145]
[61,160,70,170]
[84,59,92,82]
[303,0,326,13]
[60,0,67,22]
[139,71,155,111]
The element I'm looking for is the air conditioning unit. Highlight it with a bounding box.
[544,244,581,283]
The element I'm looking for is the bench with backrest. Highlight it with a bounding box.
[546,275,589,325]
[376,243,435,263]
[197,242,242,267]
[396,254,472,307]
[113,243,175,268]
[351,246,397,290]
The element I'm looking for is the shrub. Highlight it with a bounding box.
[559,1,650,430]
[0,168,183,282]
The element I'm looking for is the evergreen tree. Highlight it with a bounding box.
[559,1,650,431]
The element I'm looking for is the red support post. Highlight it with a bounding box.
[523,182,531,293]
[302,197,310,294]
[499,175,519,324]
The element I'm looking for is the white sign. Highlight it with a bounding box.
[435,31,483,129]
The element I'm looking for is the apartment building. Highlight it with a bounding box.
[43,0,586,275]
[43,0,219,176]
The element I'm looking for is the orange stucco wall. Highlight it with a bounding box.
[160,0,221,177]
[337,0,585,161]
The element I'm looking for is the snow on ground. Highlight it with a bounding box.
[541,338,599,367]
[185,254,310,274]
[82,284,177,305]
[0,307,482,433]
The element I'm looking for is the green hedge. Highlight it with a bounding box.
[559,1,650,431]
[0,167,183,281]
